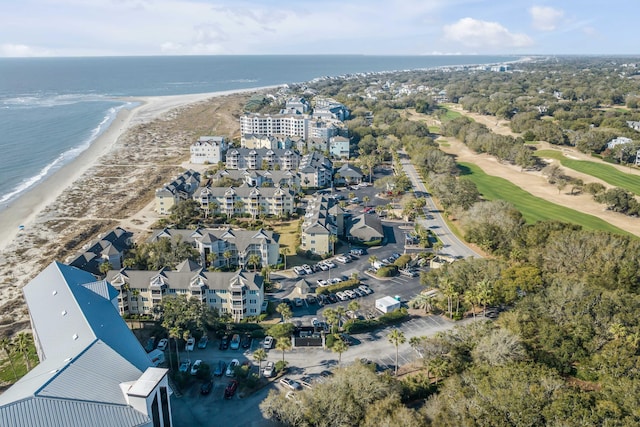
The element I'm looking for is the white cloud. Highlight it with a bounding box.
[529,6,564,31]
[0,43,53,57]
[443,18,533,49]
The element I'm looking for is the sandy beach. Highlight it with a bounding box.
[0,86,273,337]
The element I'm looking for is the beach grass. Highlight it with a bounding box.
[535,150,640,196]
[458,162,630,236]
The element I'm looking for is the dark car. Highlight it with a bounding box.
[224,380,239,399]
[327,293,338,303]
[219,335,229,350]
[200,379,213,395]
[213,360,227,377]
[241,334,252,349]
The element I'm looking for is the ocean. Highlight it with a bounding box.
[0,55,515,210]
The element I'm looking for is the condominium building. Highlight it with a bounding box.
[313,98,350,121]
[300,195,345,255]
[189,136,227,164]
[0,262,173,427]
[155,169,201,215]
[240,113,309,139]
[107,261,264,322]
[329,136,350,159]
[240,134,301,150]
[212,168,300,189]
[193,185,295,218]
[225,148,300,171]
[299,152,334,188]
[148,227,280,269]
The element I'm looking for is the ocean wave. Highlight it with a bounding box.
[0,103,129,206]
[0,93,109,109]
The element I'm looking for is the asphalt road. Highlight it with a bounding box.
[398,150,481,259]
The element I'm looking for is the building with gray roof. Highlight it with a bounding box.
[148,227,280,270]
[348,213,385,243]
[107,265,264,322]
[299,152,333,189]
[300,195,345,255]
[212,168,300,189]
[225,148,300,171]
[67,226,133,275]
[0,262,172,427]
[155,169,201,215]
[193,185,295,218]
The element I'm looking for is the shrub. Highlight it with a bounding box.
[275,360,288,373]
[376,265,397,277]
[325,334,336,348]
[343,308,409,333]
[394,254,412,268]
[362,238,382,247]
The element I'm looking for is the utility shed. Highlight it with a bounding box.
[375,296,401,314]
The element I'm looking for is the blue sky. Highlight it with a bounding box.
[0,0,637,57]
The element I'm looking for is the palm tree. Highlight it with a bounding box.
[432,241,444,257]
[323,308,339,334]
[98,261,112,277]
[363,195,370,208]
[332,339,349,366]
[409,292,434,314]
[347,300,360,313]
[440,277,456,319]
[276,303,293,323]
[368,255,378,268]
[281,247,289,270]
[329,234,338,256]
[253,348,268,377]
[387,328,406,376]
[206,251,218,270]
[168,326,182,371]
[476,279,493,316]
[0,337,18,380]
[334,306,346,331]
[275,337,292,363]
[223,250,233,269]
[428,357,449,385]
[14,332,33,372]
[233,200,245,215]
[464,286,481,319]
[248,253,261,272]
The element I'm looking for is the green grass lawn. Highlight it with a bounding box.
[458,162,630,236]
[535,150,640,196]
[438,106,462,122]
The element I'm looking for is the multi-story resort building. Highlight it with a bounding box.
[211,168,300,189]
[240,134,301,150]
[300,195,345,255]
[155,169,201,215]
[329,136,351,159]
[313,98,350,121]
[0,262,172,427]
[225,148,300,171]
[240,113,309,139]
[107,260,264,322]
[299,152,334,189]
[148,227,280,269]
[189,136,227,164]
[193,185,296,218]
[67,226,133,275]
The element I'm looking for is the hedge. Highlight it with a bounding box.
[376,265,397,277]
[316,279,361,295]
[343,308,409,333]
[394,254,412,268]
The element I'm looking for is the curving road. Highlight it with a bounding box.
[399,150,481,259]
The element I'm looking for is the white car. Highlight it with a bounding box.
[190,359,202,375]
[226,359,240,377]
[330,278,341,284]
[317,279,328,287]
[302,265,313,274]
[185,337,195,352]
[263,361,275,378]
[318,263,329,271]
[336,292,348,301]
[157,338,168,351]
[293,266,305,275]
[343,289,356,299]
[359,285,373,295]
[324,261,336,269]
[335,256,349,264]
[264,336,274,349]
[279,377,302,391]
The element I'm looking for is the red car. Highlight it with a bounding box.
[224,380,238,399]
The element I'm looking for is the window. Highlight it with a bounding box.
[249,290,257,295]
[250,309,257,313]
[249,299,257,304]
[142,297,149,302]
[168,289,176,294]
[209,298,217,303]
[219,289,227,294]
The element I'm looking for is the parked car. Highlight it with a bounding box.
[219,335,229,350]
[213,360,227,377]
[282,298,293,308]
[226,359,240,377]
[316,279,328,287]
[335,255,350,264]
[197,336,209,349]
[185,337,195,352]
[293,266,305,275]
[399,268,418,277]
[264,336,274,349]
[359,285,373,295]
[302,264,313,274]
[298,377,313,389]
[200,379,213,395]
[279,377,303,391]
[327,293,338,303]
[190,359,202,375]
[306,295,317,304]
[179,359,191,373]
[352,288,364,297]
[324,260,336,269]
[229,334,241,350]
[224,380,239,399]
[263,361,275,378]
[350,248,365,256]
[343,289,356,299]
[241,334,252,349]
[317,263,329,271]
[293,297,304,307]
[156,338,168,351]
[336,292,348,301]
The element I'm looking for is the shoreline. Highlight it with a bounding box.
[0,85,278,253]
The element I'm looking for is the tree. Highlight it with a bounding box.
[387,328,406,376]
[169,199,202,228]
[276,303,293,323]
[169,326,183,370]
[329,234,338,256]
[275,337,292,363]
[347,300,360,313]
[332,339,349,366]
[247,253,261,272]
[206,251,218,270]
[323,307,339,334]
[14,332,33,372]
[368,255,378,267]
[0,336,18,380]
[223,250,233,269]
[98,261,112,276]
[253,348,268,377]
[363,195,370,207]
